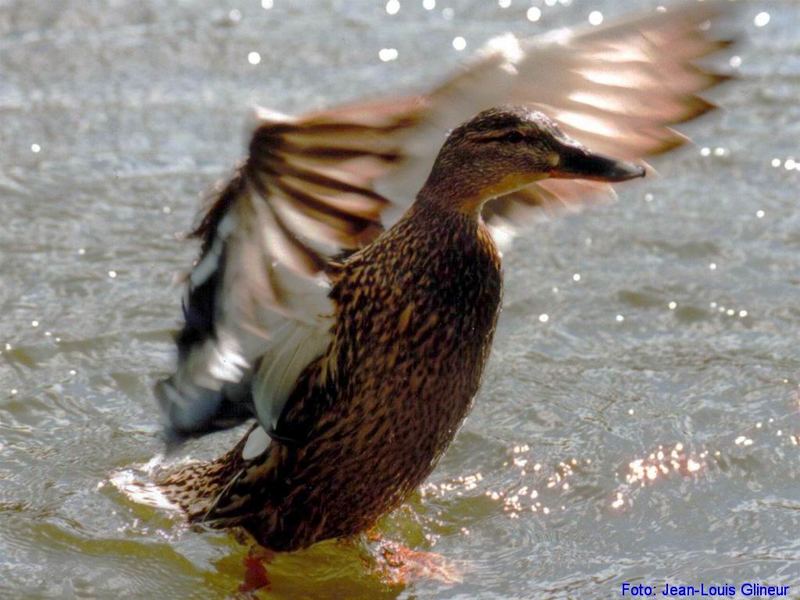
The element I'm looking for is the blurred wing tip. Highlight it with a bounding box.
[482,33,525,65]
[706,71,736,87]
[651,130,692,157]
[253,106,297,125]
[671,95,719,125]
[713,37,738,52]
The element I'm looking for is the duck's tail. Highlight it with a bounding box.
[111,432,253,524]
[156,455,241,522]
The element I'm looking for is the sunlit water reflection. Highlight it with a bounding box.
[1,0,799,598]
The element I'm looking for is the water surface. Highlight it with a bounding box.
[1,0,799,598]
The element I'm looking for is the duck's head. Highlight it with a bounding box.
[420,105,645,213]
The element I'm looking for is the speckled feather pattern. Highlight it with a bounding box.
[150,0,737,560]
[159,199,502,550]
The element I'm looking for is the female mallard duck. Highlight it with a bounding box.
[150,3,732,552]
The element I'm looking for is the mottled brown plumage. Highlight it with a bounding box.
[165,208,502,550]
[157,106,645,550]
[146,2,736,555]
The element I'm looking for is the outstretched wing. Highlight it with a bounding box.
[156,166,338,434]
[158,1,734,435]
[376,0,735,238]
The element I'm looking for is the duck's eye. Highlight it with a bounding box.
[502,131,525,143]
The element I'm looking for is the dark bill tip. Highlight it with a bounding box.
[553,147,646,183]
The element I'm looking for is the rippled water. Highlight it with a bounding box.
[1,1,799,598]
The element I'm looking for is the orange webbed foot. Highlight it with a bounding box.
[372,538,463,586]
[238,547,276,594]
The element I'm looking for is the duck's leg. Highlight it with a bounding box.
[236,535,276,594]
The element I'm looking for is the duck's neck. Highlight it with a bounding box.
[418,164,542,216]
[414,183,487,219]
[402,190,500,270]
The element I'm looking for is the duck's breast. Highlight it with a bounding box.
[330,209,502,474]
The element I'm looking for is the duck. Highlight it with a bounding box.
[149,2,733,553]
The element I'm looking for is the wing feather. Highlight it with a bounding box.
[159,1,736,434]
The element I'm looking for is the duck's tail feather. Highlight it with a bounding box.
[157,424,265,523]
[155,456,238,522]
[111,427,259,525]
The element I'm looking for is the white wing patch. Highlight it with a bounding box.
[241,425,271,460]
[252,321,333,433]
[160,179,336,433]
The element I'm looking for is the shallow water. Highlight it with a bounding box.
[1,0,799,598]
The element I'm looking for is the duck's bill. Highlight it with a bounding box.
[551,147,646,182]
